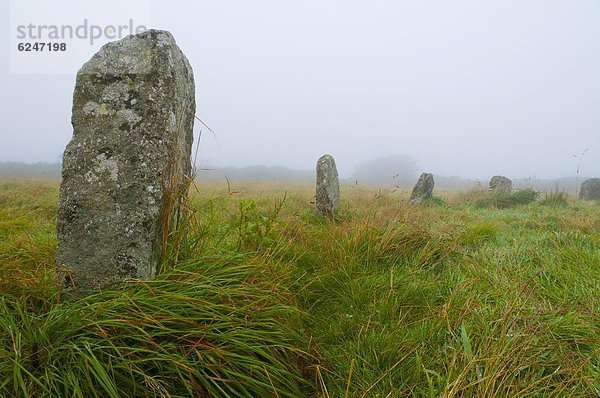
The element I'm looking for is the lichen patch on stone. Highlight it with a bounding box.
[101,82,130,104]
[95,153,119,182]
[117,109,142,126]
[83,101,100,115]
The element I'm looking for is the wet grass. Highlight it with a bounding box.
[0,179,598,397]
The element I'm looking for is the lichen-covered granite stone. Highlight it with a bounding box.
[489,175,512,194]
[579,178,600,200]
[409,173,434,204]
[316,154,340,215]
[57,30,195,292]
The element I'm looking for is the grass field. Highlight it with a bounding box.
[0,178,598,397]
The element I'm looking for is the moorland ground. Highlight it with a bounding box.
[0,179,598,397]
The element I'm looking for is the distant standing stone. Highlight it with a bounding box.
[489,175,512,194]
[579,178,600,200]
[409,173,434,204]
[316,154,340,215]
[56,30,195,292]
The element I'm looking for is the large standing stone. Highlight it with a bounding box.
[57,30,195,292]
[316,154,340,215]
[579,178,600,200]
[409,173,434,204]
[489,175,512,194]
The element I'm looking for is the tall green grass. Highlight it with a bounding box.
[540,189,570,207]
[474,188,539,209]
[0,180,308,397]
[1,179,598,397]
[0,256,308,397]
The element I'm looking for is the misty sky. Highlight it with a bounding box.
[1,0,599,179]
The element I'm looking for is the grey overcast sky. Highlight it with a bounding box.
[1,0,599,179]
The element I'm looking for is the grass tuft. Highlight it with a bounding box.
[475,188,539,209]
[541,189,570,207]
[0,256,308,397]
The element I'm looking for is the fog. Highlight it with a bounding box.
[1,0,599,180]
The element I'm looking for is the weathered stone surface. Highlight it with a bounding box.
[409,173,434,204]
[57,30,195,292]
[489,175,512,194]
[316,154,340,214]
[579,178,600,200]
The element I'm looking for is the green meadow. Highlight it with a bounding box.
[0,179,598,397]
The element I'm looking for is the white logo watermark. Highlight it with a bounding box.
[10,0,152,74]
[16,19,148,46]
